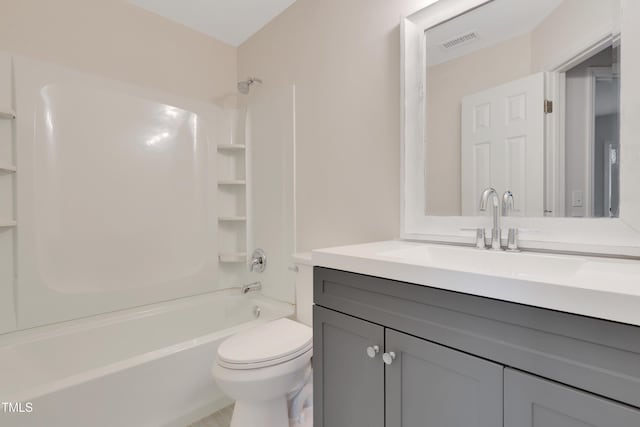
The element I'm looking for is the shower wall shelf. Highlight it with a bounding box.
[218,180,246,186]
[0,165,16,173]
[217,144,246,152]
[216,101,249,283]
[218,216,247,222]
[0,108,15,120]
[218,252,247,263]
[0,220,17,228]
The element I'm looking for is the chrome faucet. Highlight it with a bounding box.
[241,281,262,294]
[479,188,502,250]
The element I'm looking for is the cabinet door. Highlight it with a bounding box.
[313,306,384,427]
[505,369,640,427]
[385,329,503,427]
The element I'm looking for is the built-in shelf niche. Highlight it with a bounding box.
[219,218,246,251]
[216,102,248,269]
[218,148,245,180]
[218,185,246,217]
[0,107,16,231]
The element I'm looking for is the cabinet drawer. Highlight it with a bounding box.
[505,369,640,427]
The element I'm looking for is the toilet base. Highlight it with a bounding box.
[231,398,289,427]
[290,407,313,427]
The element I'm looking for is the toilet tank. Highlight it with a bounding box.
[292,253,313,327]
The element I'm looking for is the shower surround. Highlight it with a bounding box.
[0,53,296,425]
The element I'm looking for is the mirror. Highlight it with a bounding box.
[424,0,621,218]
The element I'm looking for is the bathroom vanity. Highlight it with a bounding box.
[312,0,640,424]
[312,241,640,427]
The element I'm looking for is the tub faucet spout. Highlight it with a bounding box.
[241,281,262,294]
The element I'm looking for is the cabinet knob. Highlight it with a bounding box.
[366,345,380,358]
[382,351,396,365]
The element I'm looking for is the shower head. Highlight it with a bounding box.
[237,77,262,94]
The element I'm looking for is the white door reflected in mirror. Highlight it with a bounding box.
[461,73,545,217]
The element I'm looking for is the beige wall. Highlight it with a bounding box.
[0,0,237,101]
[425,34,532,215]
[531,0,618,71]
[238,0,430,251]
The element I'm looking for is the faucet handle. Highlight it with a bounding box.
[475,228,486,249]
[502,191,514,216]
[507,228,519,252]
[249,248,267,273]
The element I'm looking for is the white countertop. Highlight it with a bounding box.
[312,240,640,327]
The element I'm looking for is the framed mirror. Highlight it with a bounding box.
[401,0,640,256]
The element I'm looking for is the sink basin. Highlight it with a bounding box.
[312,240,640,326]
[377,244,587,281]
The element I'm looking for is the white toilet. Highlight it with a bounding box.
[212,253,314,427]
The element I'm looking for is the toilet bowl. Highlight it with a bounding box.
[212,318,313,427]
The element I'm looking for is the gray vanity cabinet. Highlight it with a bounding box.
[313,306,384,427]
[504,369,640,427]
[314,267,640,427]
[385,329,503,427]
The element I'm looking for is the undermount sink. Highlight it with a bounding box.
[377,244,587,281]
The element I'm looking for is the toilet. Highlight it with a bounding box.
[212,253,314,427]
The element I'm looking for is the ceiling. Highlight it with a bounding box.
[426,0,564,66]
[129,0,298,46]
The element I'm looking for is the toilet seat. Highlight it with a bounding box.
[217,318,312,370]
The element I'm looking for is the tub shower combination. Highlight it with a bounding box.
[0,54,295,426]
[0,291,293,426]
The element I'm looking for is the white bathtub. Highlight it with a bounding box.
[0,290,294,427]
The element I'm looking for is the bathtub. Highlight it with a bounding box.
[0,290,294,427]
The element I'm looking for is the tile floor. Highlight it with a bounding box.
[188,404,234,427]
